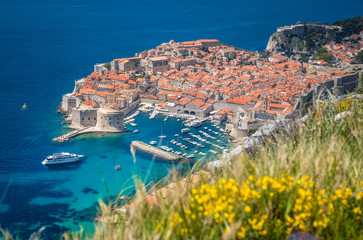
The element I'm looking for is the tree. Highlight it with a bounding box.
[104,63,111,70]
[318,53,335,62]
[316,47,328,54]
[355,50,363,63]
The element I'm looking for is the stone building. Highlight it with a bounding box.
[198,39,220,51]
[61,93,81,113]
[94,63,107,74]
[220,47,236,60]
[138,73,157,94]
[95,108,124,132]
[111,57,143,72]
[167,98,212,118]
[148,56,170,74]
[169,58,197,70]
[70,105,98,129]
[70,105,125,132]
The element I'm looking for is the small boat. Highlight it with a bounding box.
[177,119,180,122]
[164,116,169,122]
[191,121,202,128]
[158,128,166,139]
[150,141,157,145]
[115,165,121,170]
[187,154,195,158]
[133,130,139,133]
[174,134,179,137]
[21,103,27,110]
[181,128,190,133]
[130,123,137,127]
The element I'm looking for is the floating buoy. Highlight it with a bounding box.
[115,165,121,170]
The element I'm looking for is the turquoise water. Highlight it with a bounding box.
[0,0,362,239]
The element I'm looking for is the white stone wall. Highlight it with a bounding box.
[71,107,98,129]
[61,94,78,112]
[95,108,124,132]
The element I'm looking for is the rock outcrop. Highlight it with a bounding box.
[265,23,342,56]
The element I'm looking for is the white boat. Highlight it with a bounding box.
[192,121,202,128]
[181,128,190,133]
[150,141,157,145]
[133,130,139,133]
[187,154,195,158]
[130,123,137,127]
[164,116,168,122]
[42,152,84,165]
[159,128,166,139]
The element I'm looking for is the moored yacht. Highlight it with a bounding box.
[42,152,84,165]
[181,128,190,133]
[150,141,157,145]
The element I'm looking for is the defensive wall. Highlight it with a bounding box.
[294,72,360,110]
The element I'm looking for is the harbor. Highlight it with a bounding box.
[126,112,231,162]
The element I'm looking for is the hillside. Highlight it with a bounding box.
[58,95,363,240]
[265,16,363,57]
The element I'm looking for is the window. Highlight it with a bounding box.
[117,122,119,124]
[109,117,111,120]
[94,118,96,120]
[88,117,90,120]
[82,117,84,120]
[109,122,111,125]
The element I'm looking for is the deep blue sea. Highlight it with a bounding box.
[0,0,362,239]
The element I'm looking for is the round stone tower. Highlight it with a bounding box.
[95,108,125,132]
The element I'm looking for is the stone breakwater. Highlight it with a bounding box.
[131,141,184,162]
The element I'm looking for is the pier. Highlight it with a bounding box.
[124,110,140,121]
[52,127,127,142]
[131,141,184,162]
[149,109,158,119]
[52,127,90,142]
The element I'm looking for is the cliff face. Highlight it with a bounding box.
[265,32,306,55]
[265,23,342,56]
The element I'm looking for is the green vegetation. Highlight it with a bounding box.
[334,16,363,38]
[316,47,328,54]
[355,50,363,64]
[247,128,258,136]
[56,97,363,240]
[311,47,335,63]
[104,63,111,70]
[356,78,363,94]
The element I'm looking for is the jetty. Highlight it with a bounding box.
[53,127,127,142]
[149,109,158,119]
[52,127,90,142]
[124,110,140,121]
[131,141,184,162]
